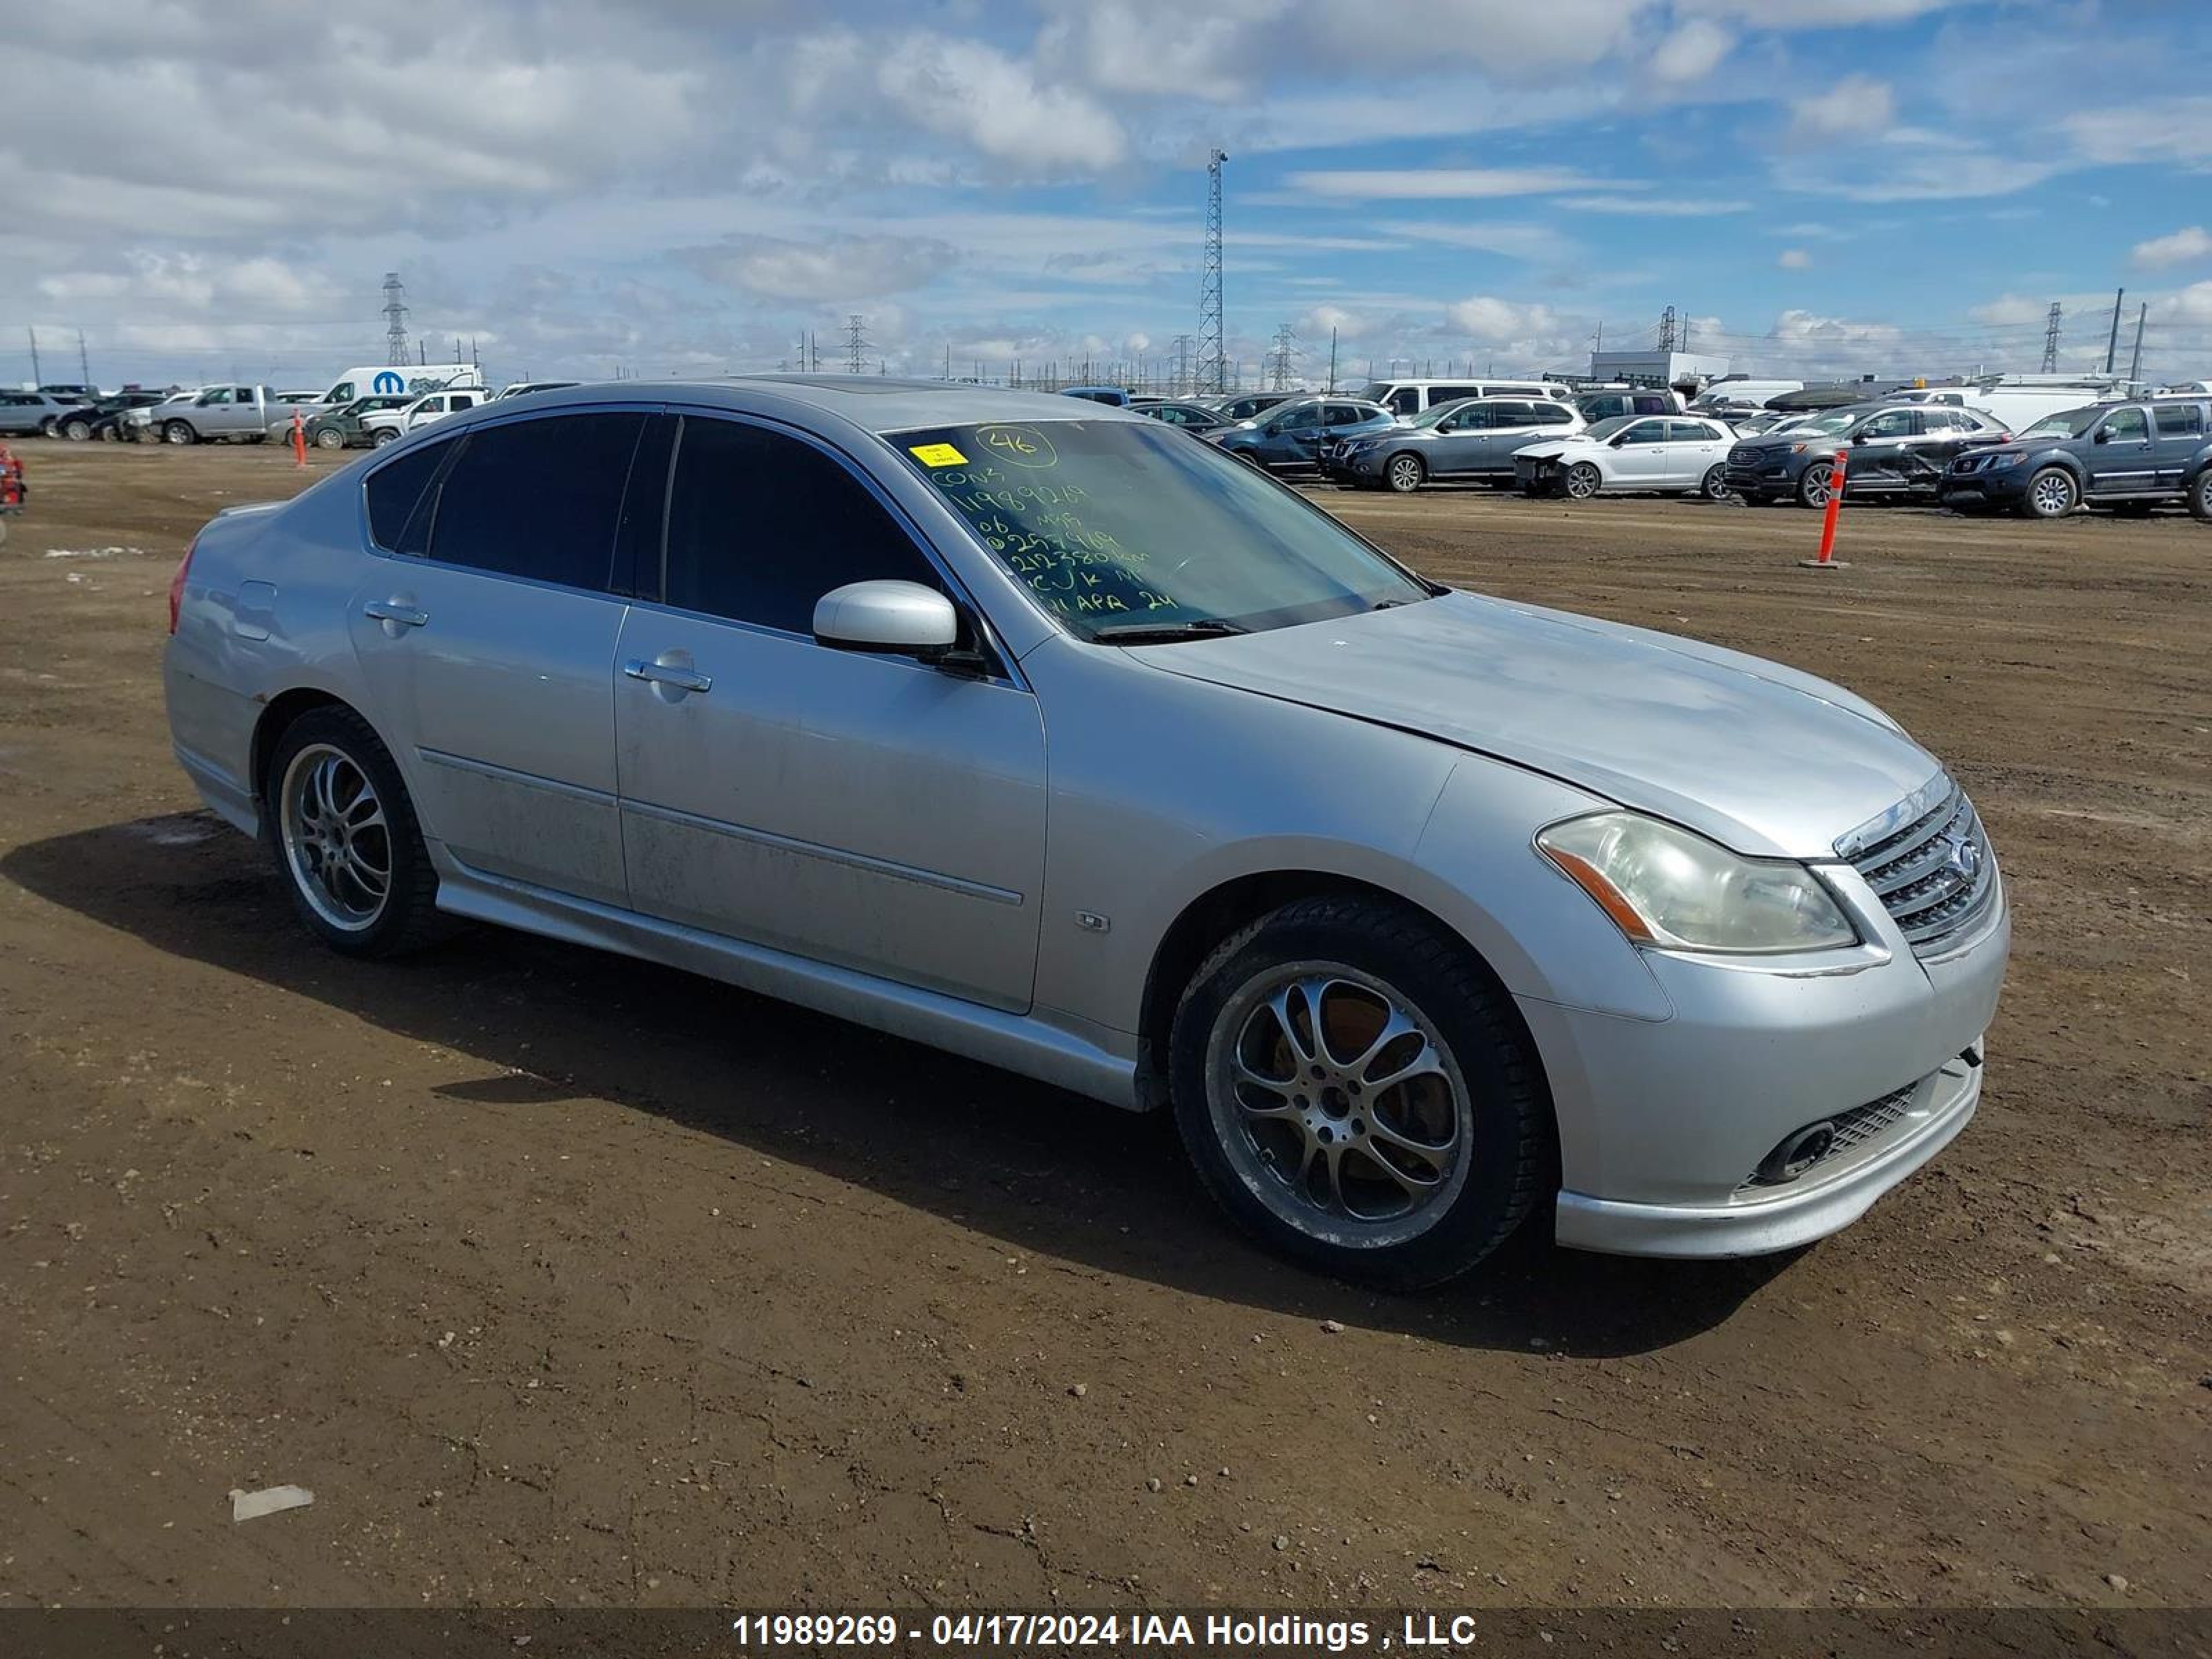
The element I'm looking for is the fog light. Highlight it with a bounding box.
[1756,1121,1837,1185]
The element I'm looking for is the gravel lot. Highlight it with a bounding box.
[1,441,2205,1615]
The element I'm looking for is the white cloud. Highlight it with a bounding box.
[1286,167,1611,200]
[2131,226,2212,271]
[1557,196,1751,216]
[1787,74,1893,145]
[680,235,956,303]
[1447,296,1559,342]
[1778,248,1813,270]
[1648,19,1734,84]
[874,37,1126,176]
[2063,98,2212,167]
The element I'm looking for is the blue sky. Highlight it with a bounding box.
[6,0,2211,389]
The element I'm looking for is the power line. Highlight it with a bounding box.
[845,314,868,375]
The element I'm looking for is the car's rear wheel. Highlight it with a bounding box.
[1700,462,1732,500]
[162,420,196,445]
[61,418,92,442]
[266,707,444,958]
[314,426,345,449]
[2024,466,2078,519]
[1796,461,1836,507]
[1169,897,1550,1289]
[1564,461,1602,500]
[1384,453,1425,494]
[2191,471,2212,523]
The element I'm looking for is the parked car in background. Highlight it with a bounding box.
[1132,399,1228,434]
[1726,403,2008,507]
[1768,383,1899,413]
[493,382,580,401]
[1326,395,1582,491]
[51,391,169,441]
[1514,415,1739,501]
[162,378,2008,1284]
[130,384,321,445]
[0,390,96,436]
[1894,383,2117,436]
[1212,391,1295,422]
[1060,385,1132,406]
[1358,377,1574,420]
[301,395,418,449]
[1938,397,2212,520]
[357,388,489,445]
[37,383,101,404]
[1726,410,1802,438]
[1207,395,1395,472]
[1575,388,1684,423]
[1690,377,1803,413]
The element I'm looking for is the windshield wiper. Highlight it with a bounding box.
[1091,617,1249,645]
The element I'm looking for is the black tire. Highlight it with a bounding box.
[2190,470,2212,523]
[1795,460,1836,508]
[314,426,345,449]
[1168,896,1551,1290]
[2023,465,2078,520]
[1563,461,1602,500]
[372,427,402,448]
[61,418,92,442]
[1699,462,1732,500]
[1383,452,1425,494]
[38,417,58,438]
[162,420,197,446]
[263,706,447,959]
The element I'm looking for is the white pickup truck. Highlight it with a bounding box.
[124,384,321,445]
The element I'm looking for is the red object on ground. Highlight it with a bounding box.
[0,444,23,510]
[1811,448,1848,565]
[290,410,308,469]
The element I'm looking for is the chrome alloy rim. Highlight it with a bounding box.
[1388,456,1422,491]
[279,743,391,931]
[1801,464,1833,505]
[2030,471,2073,515]
[1565,462,1601,499]
[1206,963,1472,1248]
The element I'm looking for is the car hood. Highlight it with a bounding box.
[1512,435,1596,458]
[1129,591,1939,859]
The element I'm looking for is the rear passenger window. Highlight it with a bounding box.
[364,438,454,552]
[1490,402,1537,427]
[2153,403,2204,437]
[425,413,646,590]
[661,416,941,634]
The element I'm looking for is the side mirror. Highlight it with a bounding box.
[1608,433,1629,448]
[813,579,959,659]
[2092,428,2111,444]
[1852,432,1871,444]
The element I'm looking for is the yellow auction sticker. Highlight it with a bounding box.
[908,442,968,467]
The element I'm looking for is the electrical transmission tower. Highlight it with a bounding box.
[382,272,411,366]
[1267,322,1297,391]
[1656,305,1678,352]
[1170,333,1194,395]
[845,315,869,375]
[2041,302,2062,373]
[1198,149,1228,395]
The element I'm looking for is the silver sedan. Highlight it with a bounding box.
[164,379,2008,1287]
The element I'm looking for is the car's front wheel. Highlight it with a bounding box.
[1563,461,1602,500]
[2023,466,2078,519]
[372,427,402,447]
[1384,453,1425,494]
[1796,461,1836,507]
[266,707,444,958]
[1169,897,1550,1289]
[162,420,197,445]
[314,426,345,449]
[61,418,92,442]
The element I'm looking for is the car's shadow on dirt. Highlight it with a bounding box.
[4,812,1799,1357]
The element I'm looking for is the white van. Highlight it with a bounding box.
[1358,377,1575,419]
[314,363,485,408]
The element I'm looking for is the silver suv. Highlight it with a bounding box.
[164,379,2008,1285]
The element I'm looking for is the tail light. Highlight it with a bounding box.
[167,536,197,635]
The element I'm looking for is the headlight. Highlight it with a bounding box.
[1536,812,1857,954]
[1985,451,2023,469]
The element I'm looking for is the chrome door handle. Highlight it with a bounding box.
[363,599,429,628]
[624,658,713,695]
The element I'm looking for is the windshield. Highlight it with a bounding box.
[1356,382,1394,404]
[894,419,1430,641]
[2020,406,2102,440]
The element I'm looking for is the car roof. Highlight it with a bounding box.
[490,375,1150,436]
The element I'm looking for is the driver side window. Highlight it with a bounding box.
[1859,411,1915,439]
[1620,421,1667,444]
[662,416,943,635]
[2100,408,2147,442]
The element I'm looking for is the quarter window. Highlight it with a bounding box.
[364,438,456,553]
[424,413,646,590]
[2152,403,2202,438]
[661,416,941,634]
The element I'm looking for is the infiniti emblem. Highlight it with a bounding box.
[1944,832,1983,883]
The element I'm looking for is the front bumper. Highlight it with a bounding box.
[1938,464,2030,507]
[1521,872,2010,1259]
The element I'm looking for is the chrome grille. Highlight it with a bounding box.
[1839,776,1997,956]
[1738,1081,1918,1192]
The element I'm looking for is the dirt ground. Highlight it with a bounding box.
[0,440,2205,1617]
